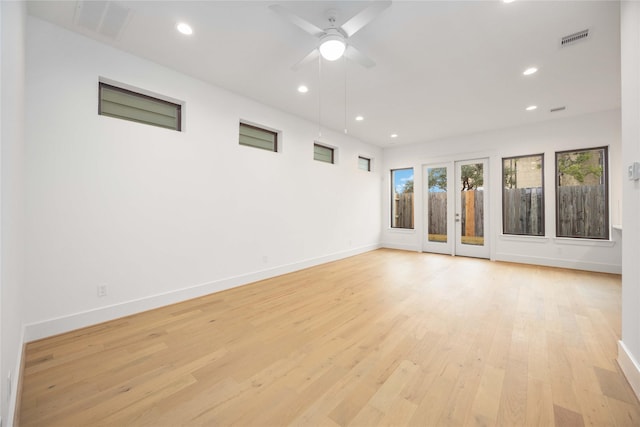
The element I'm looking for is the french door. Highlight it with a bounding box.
[422,158,489,258]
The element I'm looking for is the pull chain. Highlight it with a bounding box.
[318,54,322,139]
[344,55,348,134]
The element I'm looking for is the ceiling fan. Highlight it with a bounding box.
[269,1,391,70]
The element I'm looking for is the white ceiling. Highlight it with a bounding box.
[27,0,621,147]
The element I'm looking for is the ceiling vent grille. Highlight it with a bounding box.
[550,106,566,113]
[74,1,131,40]
[561,29,589,47]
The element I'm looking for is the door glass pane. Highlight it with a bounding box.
[427,167,447,242]
[460,163,484,246]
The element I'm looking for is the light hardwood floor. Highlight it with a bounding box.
[19,249,640,426]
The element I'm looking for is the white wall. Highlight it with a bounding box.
[24,17,382,340]
[618,0,640,401]
[381,109,622,274]
[1,1,27,425]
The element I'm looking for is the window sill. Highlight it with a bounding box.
[388,228,416,234]
[499,234,549,243]
[554,237,616,247]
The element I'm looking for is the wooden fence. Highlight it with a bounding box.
[557,185,607,238]
[503,187,543,235]
[428,193,447,237]
[460,190,484,237]
[393,192,414,228]
[418,186,605,239]
[427,190,484,238]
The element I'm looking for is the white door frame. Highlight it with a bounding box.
[454,158,490,259]
[422,158,490,259]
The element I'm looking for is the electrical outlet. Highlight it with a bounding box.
[97,284,108,297]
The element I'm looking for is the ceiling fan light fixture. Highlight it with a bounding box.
[319,34,346,61]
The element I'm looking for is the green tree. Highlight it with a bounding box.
[558,152,602,184]
[504,165,516,189]
[402,179,414,193]
[428,168,447,191]
[461,164,483,190]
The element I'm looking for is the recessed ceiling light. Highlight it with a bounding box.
[390,133,398,138]
[355,115,364,121]
[526,105,537,111]
[503,0,515,3]
[177,22,193,35]
[523,67,538,76]
[297,85,309,93]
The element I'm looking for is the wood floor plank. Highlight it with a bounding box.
[17,249,638,426]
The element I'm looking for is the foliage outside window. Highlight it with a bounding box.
[239,122,278,152]
[314,143,334,164]
[556,147,608,239]
[391,168,414,229]
[502,154,544,236]
[358,156,371,171]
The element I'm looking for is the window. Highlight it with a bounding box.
[502,154,544,236]
[391,168,414,229]
[239,122,277,152]
[98,82,182,131]
[556,147,608,239]
[358,156,371,171]
[314,143,334,164]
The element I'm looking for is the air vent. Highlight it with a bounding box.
[550,106,567,113]
[561,29,589,47]
[74,1,131,40]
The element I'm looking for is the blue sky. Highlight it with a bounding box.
[393,168,414,194]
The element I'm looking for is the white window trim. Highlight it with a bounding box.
[99,76,185,131]
[239,119,282,153]
[314,141,339,164]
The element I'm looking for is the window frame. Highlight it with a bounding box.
[390,167,415,230]
[501,153,545,237]
[358,156,372,172]
[238,121,278,152]
[555,146,609,240]
[98,82,182,131]
[314,143,335,164]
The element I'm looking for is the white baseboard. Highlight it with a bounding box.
[494,252,622,274]
[381,247,621,274]
[381,242,421,252]
[24,244,380,342]
[7,328,26,427]
[618,340,640,401]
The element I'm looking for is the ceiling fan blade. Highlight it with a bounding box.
[344,45,375,68]
[292,49,320,71]
[340,0,391,38]
[269,4,325,37]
